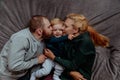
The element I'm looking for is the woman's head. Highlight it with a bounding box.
[65,13,109,47]
[64,13,88,34]
[51,18,65,37]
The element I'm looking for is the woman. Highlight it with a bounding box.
[44,13,109,80]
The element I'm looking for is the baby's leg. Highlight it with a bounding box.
[30,72,36,80]
[35,59,54,78]
[53,63,64,80]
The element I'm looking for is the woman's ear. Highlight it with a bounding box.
[73,27,79,34]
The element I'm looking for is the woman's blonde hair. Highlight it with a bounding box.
[67,13,88,32]
[66,13,109,47]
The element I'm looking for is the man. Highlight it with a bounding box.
[0,15,53,80]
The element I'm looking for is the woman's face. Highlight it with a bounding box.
[64,18,74,35]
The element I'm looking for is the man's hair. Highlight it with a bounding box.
[29,15,47,32]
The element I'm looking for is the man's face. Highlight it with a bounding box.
[42,18,53,38]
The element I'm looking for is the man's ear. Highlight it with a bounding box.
[36,28,43,36]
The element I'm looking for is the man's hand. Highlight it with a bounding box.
[70,71,87,80]
[44,49,55,60]
[38,54,46,64]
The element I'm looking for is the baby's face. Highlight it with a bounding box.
[52,24,64,38]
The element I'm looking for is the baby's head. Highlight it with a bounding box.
[51,18,65,38]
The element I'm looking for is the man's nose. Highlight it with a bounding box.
[63,30,66,34]
[50,26,53,30]
[63,29,65,32]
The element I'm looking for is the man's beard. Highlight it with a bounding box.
[42,31,52,39]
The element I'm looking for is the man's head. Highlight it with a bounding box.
[29,15,52,39]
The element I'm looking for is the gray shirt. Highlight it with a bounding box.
[0,28,45,80]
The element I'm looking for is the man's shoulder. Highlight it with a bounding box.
[12,28,29,36]
[15,28,29,35]
[11,28,29,39]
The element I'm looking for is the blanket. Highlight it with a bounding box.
[0,0,120,80]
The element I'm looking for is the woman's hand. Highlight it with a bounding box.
[70,71,87,80]
[44,49,55,60]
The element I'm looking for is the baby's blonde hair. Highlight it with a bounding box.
[51,18,64,26]
[66,13,109,47]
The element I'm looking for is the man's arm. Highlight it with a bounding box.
[7,36,43,72]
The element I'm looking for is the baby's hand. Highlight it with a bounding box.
[68,34,74,40]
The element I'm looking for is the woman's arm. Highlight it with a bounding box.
[44,49,87,80]
[48,35,68,43]
[44,49,86,70]
[70,71,87,80]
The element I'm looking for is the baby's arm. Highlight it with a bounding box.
[49,35,68,43]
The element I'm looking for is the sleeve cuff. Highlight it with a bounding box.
[54,57,59,62]
[31,58,39,65]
